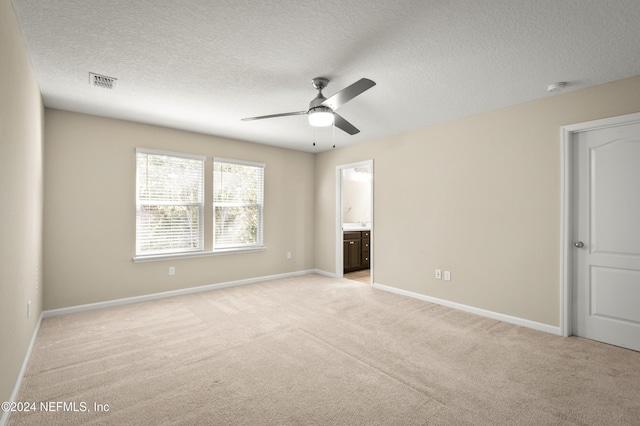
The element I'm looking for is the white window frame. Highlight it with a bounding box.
[213,157,265,251]
[135,148,205,258]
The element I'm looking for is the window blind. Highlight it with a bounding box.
[136,149,205,256]
[213,158,264,249]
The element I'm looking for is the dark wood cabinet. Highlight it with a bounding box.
[361,231,370,269]
[344,230,370,273]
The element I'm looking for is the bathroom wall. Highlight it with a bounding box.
[342,167,372,224]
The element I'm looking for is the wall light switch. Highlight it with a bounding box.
[435,269,442,279]
[444,271,451,281]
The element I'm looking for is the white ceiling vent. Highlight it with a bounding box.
[89,72,117,89]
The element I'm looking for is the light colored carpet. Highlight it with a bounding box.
[10,274,640,425]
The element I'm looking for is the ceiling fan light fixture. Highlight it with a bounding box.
[308,107,334,127]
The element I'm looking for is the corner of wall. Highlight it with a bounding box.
[0,0,45,414]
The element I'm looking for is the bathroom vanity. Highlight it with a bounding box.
[343,228,370,273]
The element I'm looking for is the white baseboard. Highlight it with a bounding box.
[372,283,561,336]
[311,269,338,278]
[1,313,43,426]
[43,269,317,319]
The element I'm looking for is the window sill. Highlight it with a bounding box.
[132,247,266,263]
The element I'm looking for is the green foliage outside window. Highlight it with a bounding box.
[213,161,264,248]
[136,151,204,255]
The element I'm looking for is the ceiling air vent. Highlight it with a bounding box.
[89,72,117,89]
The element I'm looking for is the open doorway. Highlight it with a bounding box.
[336,160,373,285]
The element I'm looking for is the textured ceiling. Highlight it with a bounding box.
[11,0,640,152]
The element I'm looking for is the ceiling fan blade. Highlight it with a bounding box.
[241,111,307,121]
[321,78,376,111]
[333,113,360,135]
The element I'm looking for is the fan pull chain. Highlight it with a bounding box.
[332,120,336,149]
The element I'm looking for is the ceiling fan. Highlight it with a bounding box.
[242,77,376,135]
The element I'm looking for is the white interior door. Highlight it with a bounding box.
[572,121,640,351]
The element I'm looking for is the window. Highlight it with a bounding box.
[136,149,205,256]
[213,158,264,249]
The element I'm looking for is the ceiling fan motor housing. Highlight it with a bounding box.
[309,97,329,109]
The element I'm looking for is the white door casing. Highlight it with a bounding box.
[561,112,640,352]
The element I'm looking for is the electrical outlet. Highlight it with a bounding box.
[27,300,31,318]
[444,271,451,281]
[169,266,175,276]
[435,269,442,279]
[287,251,292,259]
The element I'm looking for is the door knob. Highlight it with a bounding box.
[574,241,584,248]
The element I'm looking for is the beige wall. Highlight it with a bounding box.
[43,110,315,310]
[315,75,640,327]
[0,0,44,408]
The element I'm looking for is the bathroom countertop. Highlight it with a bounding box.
[342,223,371,232]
